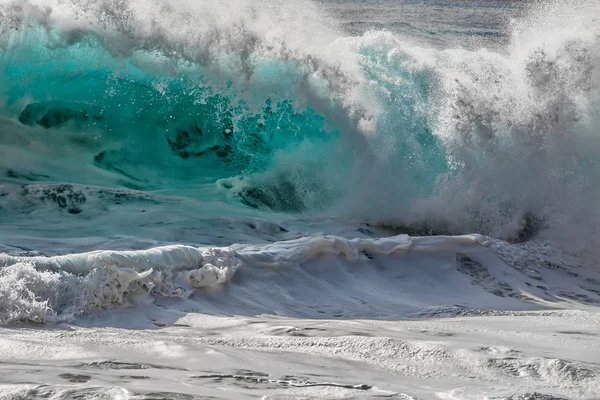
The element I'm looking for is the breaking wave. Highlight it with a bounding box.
[1,0,598,246]
[1,0,600,323]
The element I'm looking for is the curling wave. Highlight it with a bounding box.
[0,0,598,248]
[1,0,600,323]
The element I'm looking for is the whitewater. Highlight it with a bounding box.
[0,0,600,398]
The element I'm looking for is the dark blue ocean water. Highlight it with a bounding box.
[324,0,524,48]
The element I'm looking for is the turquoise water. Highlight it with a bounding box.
[0,0,599,245]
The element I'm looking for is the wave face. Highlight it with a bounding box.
[1,0,598,247]
[0,0,600,323]
[1,0,599,237]
[0,0,367,211]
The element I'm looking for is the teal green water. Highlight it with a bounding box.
[0,0,599,243]
[0,20,448,213]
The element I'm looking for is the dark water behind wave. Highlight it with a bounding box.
[323,0,525,48]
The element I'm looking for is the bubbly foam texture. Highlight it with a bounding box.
[2,232,600,324]
[0,245,240,324]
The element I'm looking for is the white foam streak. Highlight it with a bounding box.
[1,234,475,323]
[6,231,594,325]
[237,234,487,268]
[0,245,241,324]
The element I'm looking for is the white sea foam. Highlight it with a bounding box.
[0,245,240,324]
[2,231,599,325]
[0,1,599,398]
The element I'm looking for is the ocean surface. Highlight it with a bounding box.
[1,0,600,399]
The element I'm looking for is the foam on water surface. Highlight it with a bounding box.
[1,310,599,399]
[1,232,599,325]
[1,0,600,398]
